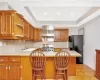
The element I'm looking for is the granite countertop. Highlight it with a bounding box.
[0,47,82,57]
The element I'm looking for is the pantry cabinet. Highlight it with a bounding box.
[0,56,21,80]
[54,29,68,42]
[96,50,100,79]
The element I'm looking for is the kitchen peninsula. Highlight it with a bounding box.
[0,48,81,80]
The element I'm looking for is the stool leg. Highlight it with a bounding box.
[64,70,66,80]
[43,70,45,80]
[66,70,68,80]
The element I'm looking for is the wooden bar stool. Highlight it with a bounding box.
[54,51,70,80]
[30,51,46,80]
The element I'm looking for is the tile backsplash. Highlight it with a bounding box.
[0,40,68,53]
[0,40,34,53]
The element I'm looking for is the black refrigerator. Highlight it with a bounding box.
[69,35,83,64]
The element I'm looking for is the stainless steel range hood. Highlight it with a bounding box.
[41,25,54,52]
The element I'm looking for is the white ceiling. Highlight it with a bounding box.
[30,7,91,21]
[3,0,100,28]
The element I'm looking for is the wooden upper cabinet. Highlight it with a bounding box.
[34,28,42,42]
[0,63,8,80]
[4,12,14,36]
[9,63,21,80]
[14,13,24,38]
[60,29,68,41]
[37,29,42,41]
[34,28,37,41]
[54,29,68,42]
[0,12,4,36]
[54,30,61,41]
[23,20,29,39]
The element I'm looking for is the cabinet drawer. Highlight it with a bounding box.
[9,57,21,62]
[0,57,9,62]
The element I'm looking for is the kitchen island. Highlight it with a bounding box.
[0,49,81,80]
[42,51,81,79]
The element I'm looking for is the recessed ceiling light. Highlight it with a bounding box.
[44,12,48,15]
[70,12,74,16]
[57,12,60,16]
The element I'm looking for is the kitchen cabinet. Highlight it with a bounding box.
[54,29,68,42]
[54,30,61,41]
[0,63,8,80]
[23,20,30,39]
[0,10,24,39]
[29,25,34,40]
[96,50,100,79]
[0,56,21,80]
[0,12,4,37]
[9,63,21,80]
[4,11,13,37]
[34,28,42,42]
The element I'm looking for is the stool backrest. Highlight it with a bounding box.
[30,51,46,70]
[55,51,70,69]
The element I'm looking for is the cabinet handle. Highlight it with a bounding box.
[6,66,8,69]
[0,59,3,61]
[20,77,22,80]
[12,60,15,61]
[20,66,22,68]
[9,66,10,70]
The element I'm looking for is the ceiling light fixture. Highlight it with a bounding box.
[70,12,74,16]
[44,12,48,15]
[57,12,60,16]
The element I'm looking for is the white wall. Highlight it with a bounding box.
[79,16,100,70]
[68,27,78,35]
[0,2,9,10]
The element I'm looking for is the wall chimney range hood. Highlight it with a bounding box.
[42,25,54,52]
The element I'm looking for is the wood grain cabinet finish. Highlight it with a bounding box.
[0,63,8,80]
[0,56,21,80]
[34,28,42,42]
[54,29,68,42]
[96,50,100,79]
[0,12,4,36]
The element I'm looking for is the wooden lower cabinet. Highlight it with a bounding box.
[21,57,32,80]
[0,56,21,80]
[9,63,21,80]
[96,50,100,79]
[0,63,8,80]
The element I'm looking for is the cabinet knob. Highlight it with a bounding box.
[0,59,3,61]
[13,60,15,61]
[9,66,10,70]
[6,67,8,69]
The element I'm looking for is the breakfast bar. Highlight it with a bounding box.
[42,51,81,79]
[0,49,81,80]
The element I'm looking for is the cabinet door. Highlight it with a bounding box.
[4,12,13,36]
[0,63,8,80]
[61,30,68,41]
[0,12,4,36]
[54,30,61,41]
[9,63,21,80]
[23,22,29,39]
[98,54,100,77]
[38,29,42,41]
[34,28,37,41]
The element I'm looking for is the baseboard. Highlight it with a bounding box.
[95,74,100,79]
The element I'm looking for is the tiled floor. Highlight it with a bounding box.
[68,64,98,80]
